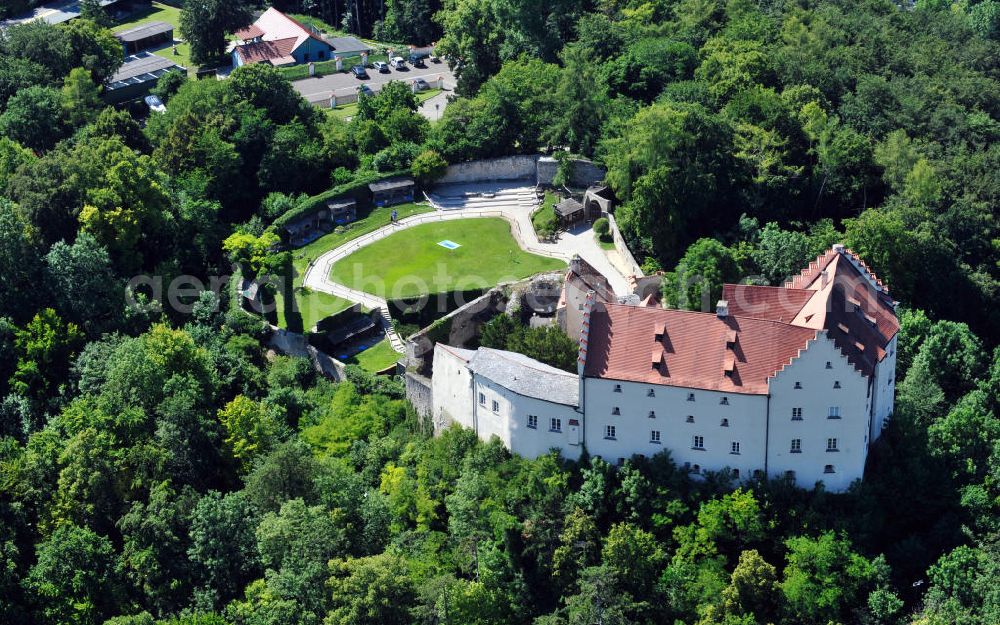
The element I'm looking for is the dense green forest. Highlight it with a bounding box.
[0,0,999,623]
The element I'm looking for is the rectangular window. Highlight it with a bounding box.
[527,415,537,429]
[785,470,796,479]
[794,381,803,389]
[792,407,803,420]
[834,381,842,389]
[824,464,835,474]
[478,392,485,406]
[686,415,695,423]
[491,400,499,413]
[613,384,622,393]
[687,393,695,401]
[790,438,801,453]
[650,430,661,443]
[612,407,620,415]
[731,441,740,454]
[825,361,833,369]
[605,425,616,439]
[647,389,655,397]
[720,396,729,405]
[828,406,841,419]
[693,435,704,450]
[733,468,740,478]
[720,418,729,427]
[550,418,561,432]
[827,438,838,452]
[648,410,656,419]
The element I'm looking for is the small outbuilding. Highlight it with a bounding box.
[114,20,173,55]
[105,52,185,104]
[282,196,357,245]
[369,177,415,207]
[554,197,585,225]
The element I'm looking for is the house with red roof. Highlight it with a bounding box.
[231,7,334,67]
[429,244,898,492]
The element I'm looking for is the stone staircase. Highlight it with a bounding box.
[377,306,406,353]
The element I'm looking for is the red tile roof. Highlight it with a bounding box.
[584,303,817,394]
[723,284,815,323]
[235,24,265,40]
[235,37,298,64]
[727,247,899,377]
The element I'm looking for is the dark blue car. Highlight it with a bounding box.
[351,64,368,79]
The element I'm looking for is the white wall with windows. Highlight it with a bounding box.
[432,345,474,431]
[473,375,582,460]
[766,333,870,491]
[582,378,768,475]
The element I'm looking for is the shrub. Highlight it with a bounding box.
[593,217,610,238]
[411,149,448,185]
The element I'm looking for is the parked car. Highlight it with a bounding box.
[144,94,166,113]
[429,54,441,63]
[372,61,389,73]
[408,53,426,67]
[413,78,430,91]
[390,56,406,69]
[358,84,374,96]
[351,64,368,78]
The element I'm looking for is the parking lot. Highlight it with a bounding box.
[291,61,456,105]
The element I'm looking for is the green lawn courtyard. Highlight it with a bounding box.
[113,2,195,73]
[273,202,434,331]
[328,218,566,299]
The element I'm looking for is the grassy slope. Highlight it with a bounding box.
[329,218,566,299]
[344,337,400,371]
[531,191,559,237]
[273,202,434,330]
[112,2,195,73]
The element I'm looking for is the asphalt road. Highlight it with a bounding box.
[291,62,456,102]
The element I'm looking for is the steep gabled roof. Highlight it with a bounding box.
[584,303,817,394]
[235,37,298,65]
[728,246,899,377]
[234,8,329,53]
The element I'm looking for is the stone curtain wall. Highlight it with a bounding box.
[405,372,433,417]
[435,155,607,187]
[438,155,540,184]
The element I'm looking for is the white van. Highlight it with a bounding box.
[390,56,406,69]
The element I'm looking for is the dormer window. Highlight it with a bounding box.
[720,396,729,405]
[654,321,667,341]
[613,384,622,393]
[687,393,695,402]
[794,382,802,389]
[833,381,841,389]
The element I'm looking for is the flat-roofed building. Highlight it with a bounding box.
[114,20,173,55]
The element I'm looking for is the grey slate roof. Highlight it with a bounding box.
[115,21,172,43]
[554,197,585,217]
[108,53,184,88]
[468,347,579,407]
[325,36,372,55]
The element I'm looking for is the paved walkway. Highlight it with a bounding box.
[302,184,632,354]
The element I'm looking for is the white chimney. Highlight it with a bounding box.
[832,243,845,253]
[716,299,729,318]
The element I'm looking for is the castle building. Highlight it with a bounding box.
[430,245,898,492]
